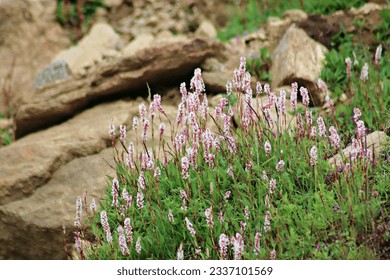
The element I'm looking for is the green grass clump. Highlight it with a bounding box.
[0,113,12,146]
[320,9,389,139]
[72,52,388,260]
[56,0,105,41]
[218,0,368,41]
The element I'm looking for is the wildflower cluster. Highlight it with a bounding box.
[73,51,388,260]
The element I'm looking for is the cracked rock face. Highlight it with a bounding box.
[0,0,70,115]
[15,37,222,138]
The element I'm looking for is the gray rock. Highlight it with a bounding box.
[15,37,222,138]
[0,100,134,206]
[53,23,121,75]
[32,60,72,89]
[270,25,328,106]
[0,0,69,114]
[0,147,116,259]
[0,100,181,259]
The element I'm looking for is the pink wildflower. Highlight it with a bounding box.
[225,135,237,154]
[219,233,230,260]
[226,81,232,96]
[233,233,244,260]
[132,116,138,130]
[149,101,155,119]
[262,171,268,181]
[356,120,366,140]
[223,114,231,135]
[240,221,247,232]
[90,198,97,213]
[310,126,317,140]
[141,119,149,141]
[176,102,185,125]
[122,189,132,209]
[256,82,262,95]
[360,63,368,82]
[310,146,317,166]
[136,188,144,210]
[317,117,327,138]
[153,94,164,114]
[300,87,310,106]
[180,82,188,101]
[264,83,271,95]
[190,68,205,94]
[177,243,184,260]
[159,123,165,137]
[270,249,276,260]
[269,178,276,194]
[117,226,129,255]
[276,160,285,172]
[108,119,115,138]
[185,217,196,236]
[317,79,328,94]
[353,108,361,123]
[225,191,231,199]
[111,178,119,207]
[135,237,141,255]
[154,167,161,179]
[305,110,312,127]
[181,156,190,179]
[296,114,304,138]
[205,206,214,228]
[329,126,341,149]
[139,103,147,122]
[180,190,187,199]
[100,210,112,244]
[345,57,352,79]
[351,138,360,162]
[74,231,83,253]
[168,209,174,223]
[244,206,250,220]
[375,44,382,66]
[126,142,135,169]
[227,166,233,178]
[254,232,261,255]
[124,218,133,244]
[119,124,126,144]
[264,211,271,233]
[290,82,298,110]
[277,90,286,116]
[74,196,82,228]
[265,194,270,209]
[218,211,224,223]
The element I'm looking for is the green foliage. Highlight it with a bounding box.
[246,48,272,82]
[0,114,12,146]
[74,51,388,259]
[56,0,105,41]
[320,11,389,135]
[374,9,390,44]
[218,0,368,41]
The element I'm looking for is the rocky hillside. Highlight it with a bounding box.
[0,0,388,259]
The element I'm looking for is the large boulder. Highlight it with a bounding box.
[0,100,133,206]
[53,22,122,75]
[0,147,115,259]
[14,37,222,138]
[270,25,328,106]
[0,99,180,259]
[0,0,70,114]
